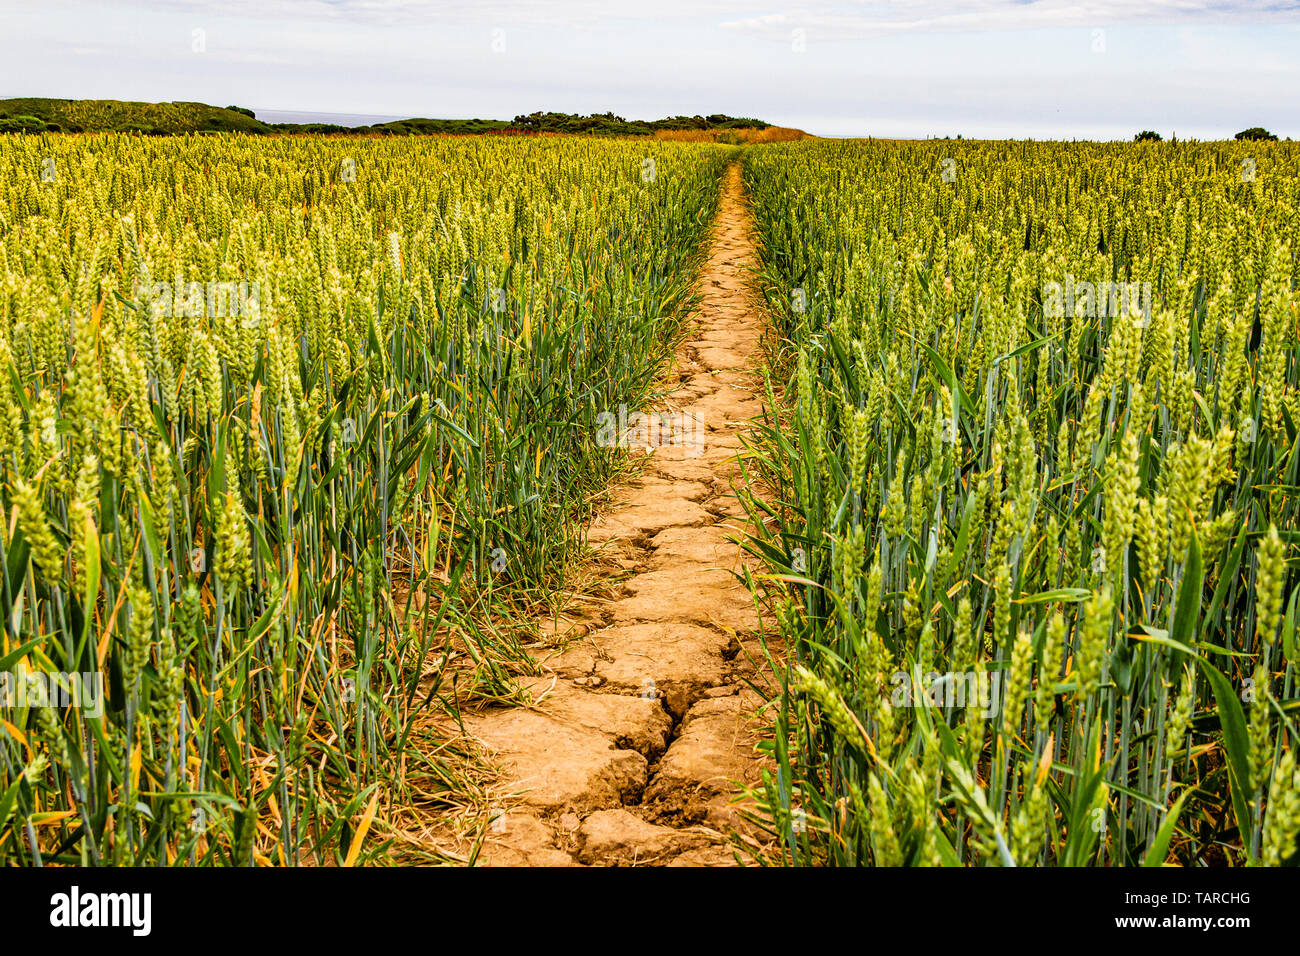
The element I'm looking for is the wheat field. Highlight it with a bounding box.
[1,132,1297,867]
[741,138,1299,865]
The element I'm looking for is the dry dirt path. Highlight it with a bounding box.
[466,162,773,866]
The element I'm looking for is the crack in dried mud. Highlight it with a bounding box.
[464,163,773,867]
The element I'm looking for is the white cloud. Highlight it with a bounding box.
[27,0,766,28]
[2,1,1296,138]
[722,1,1300,40]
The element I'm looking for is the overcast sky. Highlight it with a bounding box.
[1,0,1297,139]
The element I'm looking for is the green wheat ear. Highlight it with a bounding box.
[0,130,732,865]
[735,136,1300,866]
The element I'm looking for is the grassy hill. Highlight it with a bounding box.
[0,98,792,138]
[0,98,269,134]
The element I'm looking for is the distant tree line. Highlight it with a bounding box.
[1133,127,1282,143]
[1235,127,1278,141]
[508,112,770,136]
[0,99,773,137]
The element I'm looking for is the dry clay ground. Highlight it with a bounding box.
[463,163,777,866]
